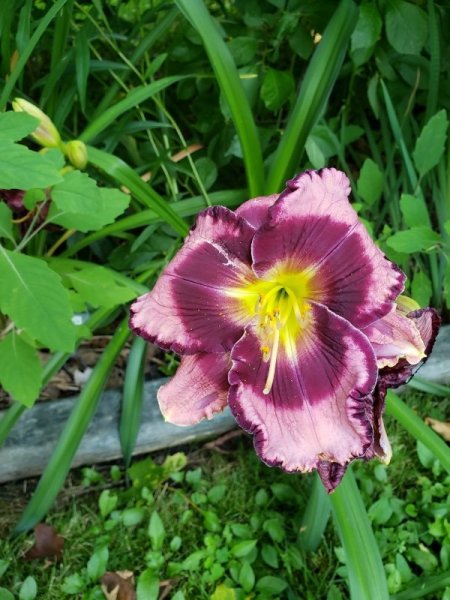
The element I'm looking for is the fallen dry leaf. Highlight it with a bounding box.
[425,417,450,441]
[101,571,136,600]
[24,523,64,560]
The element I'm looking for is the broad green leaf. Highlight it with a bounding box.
[0,140,63,189]
[231,539,257,558]
[413,110,448,177]
[137,569,159,600]
[260,68,294,112]
[357,158,384,205]
[49,259,137,309]
[211,585,236,600]
[19,576,37,600]
[0,247,77,351]
[305,126,337,169]
[87,546,109,581]
[386,0,427,55]
[194,156,217,190]
[351,1,382,66]
[148,511,165,551]
[49,171,130,232]
[239,562,255,592]
[411,271,432,307]
[400,194,431,228]
[0,112,39,141]
[255,576,287,595]
[0,588,14,600]
[0,203,14,241]
[98,490,118,518]
[228,37,257,66]
[0,332,42,407]
[386,227,440,253]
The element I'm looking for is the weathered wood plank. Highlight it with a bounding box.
[0,378,236,483]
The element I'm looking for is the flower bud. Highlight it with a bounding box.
[64,140,88,170]
[12,98,62,149]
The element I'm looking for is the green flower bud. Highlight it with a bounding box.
[12,98,62,148]
[64,140,88,170]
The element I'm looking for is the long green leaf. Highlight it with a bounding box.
[265,0,358,194]
[298,474,331,552]
[407,375,450,397]
[92,7,178,117]
[330,468,389,600]
[60,188,247,258]
[120,336,147,467]
[15,317,130,532]
[392,569,450,600]
[79,77,184,143]
[386,389,450,474]
[0,0,69,110]
[87,146,189,236]
[175,0,264,197]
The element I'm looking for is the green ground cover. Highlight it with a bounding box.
[1,390,450,600]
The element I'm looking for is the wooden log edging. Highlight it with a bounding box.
[0,325,449,484]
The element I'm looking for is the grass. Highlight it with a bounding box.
[1,390,450,600]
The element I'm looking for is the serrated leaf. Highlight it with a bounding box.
[386,227,440,253]
[261,68,294,111]
[357,158,383,205]
[49,260,137,309]
[0,332,42,407]
[400,194,431,227]
[0,140,63,189]
[0,112,40,141]
[0,247,77,351]
[0,203,14,241]
[386,0,427,55]
[49,171,130,232]
[413,110,448,177]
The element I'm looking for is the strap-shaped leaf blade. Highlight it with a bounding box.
[330,468,389,600]
[175,0,264,197]
[14,317,130,532]
[265,0,358,193]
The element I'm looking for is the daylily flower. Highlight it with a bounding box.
[130,168,439,491]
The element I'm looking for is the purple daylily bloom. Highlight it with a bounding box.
[130,168,439,491]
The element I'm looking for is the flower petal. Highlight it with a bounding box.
[130,206,255,354]
[379,307,441,389]
[235,194,278,229]
[364,306,426,368]
[251,168,405,327]
[228,303,377,475]
[158,352,230,426]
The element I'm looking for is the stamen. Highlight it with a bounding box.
[263,327,280,395]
